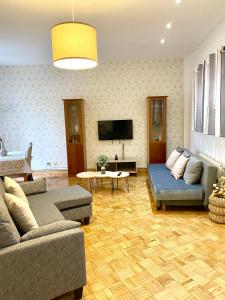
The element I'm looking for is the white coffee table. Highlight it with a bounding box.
[95,171,114,192]
[77,171,130,193]
[110,171,130,193]
[95,171,114,178]
[76,171,96,193]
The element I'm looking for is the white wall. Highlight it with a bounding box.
[0,60,184,170]
[184,20,225,164]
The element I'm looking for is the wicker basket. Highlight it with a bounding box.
[208,194,225,224]
[209,212,225,224]
[209,194,225,208]
[208,204,225,216]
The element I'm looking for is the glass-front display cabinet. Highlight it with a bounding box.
[63,99,86,175]
[147,96,167,164]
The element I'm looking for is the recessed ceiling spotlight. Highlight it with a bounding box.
[176,0,181,4]
[160,39,165,44]
[166,22,172,29]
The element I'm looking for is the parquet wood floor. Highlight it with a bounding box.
[35,171,225,300]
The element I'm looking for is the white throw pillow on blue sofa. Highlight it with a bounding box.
[166,149,182,170]
[171,155,190,180]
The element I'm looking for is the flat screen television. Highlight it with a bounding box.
[98,120,133,140]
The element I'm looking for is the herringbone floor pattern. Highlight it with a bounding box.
[38,171,225,300]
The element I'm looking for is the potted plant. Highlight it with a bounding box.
[97,154,109,174]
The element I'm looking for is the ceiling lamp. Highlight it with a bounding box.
[51,1,97,70]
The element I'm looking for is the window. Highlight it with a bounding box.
[193,46,225,137]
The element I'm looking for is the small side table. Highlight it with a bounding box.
[110,172,130,193]
[76,172,96,193]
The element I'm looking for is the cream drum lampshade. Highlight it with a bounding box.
[51,22,98,70]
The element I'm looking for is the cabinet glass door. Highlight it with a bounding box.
[67,103,81,143]
[151,99,164,142]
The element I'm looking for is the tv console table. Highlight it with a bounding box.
[96,158,137,175]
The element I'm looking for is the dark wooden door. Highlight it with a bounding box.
[147,96,167,164]
[63,99,86,175]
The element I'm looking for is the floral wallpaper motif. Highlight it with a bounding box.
[0,60,184,170]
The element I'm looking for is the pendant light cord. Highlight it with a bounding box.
[72,0,75,22]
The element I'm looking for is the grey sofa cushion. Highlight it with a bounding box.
[20,178,46,196]
[28,184,92,211]
[0,195,20,248]
[21,220,81,242]
[28,198,64,226]
[176,146,184,153]
[183,156,203,184]
[183,151,192,158]
[61,204,92,221]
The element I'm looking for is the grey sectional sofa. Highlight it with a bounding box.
[148,152,218,210]
[22,180,93,226]
[0,179,93,300]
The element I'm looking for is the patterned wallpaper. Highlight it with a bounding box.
[0,60,184,170]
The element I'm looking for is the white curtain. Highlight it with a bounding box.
[194,64,204,133]
[203,57,209,134]
[204,53,216,135]
[193,67,198,131]
[220,49,225,137]
[215,49,222,137]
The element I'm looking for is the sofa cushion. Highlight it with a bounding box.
[166,149,181,170]
[0,179,5,197]
[183,151,192,158]
[19,178,47,196]
[28,184,92,211]
[176,146,184,153]
[4,176,29,206]
[148,164,203,201]
[21,220,81,242]
[183,156,203,185]
[28,197,64,226]
[4,193,39,233]
[171,154,190,180]
[0,195,20,248]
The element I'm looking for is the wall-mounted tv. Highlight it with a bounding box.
[98,120,133,140]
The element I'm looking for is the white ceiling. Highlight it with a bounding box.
[0,0,225,65]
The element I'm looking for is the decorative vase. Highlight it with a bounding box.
[101,166,106,174]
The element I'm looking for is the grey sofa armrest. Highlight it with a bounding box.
[21,220,81,241]
[0,228,86,300]
[19,178,47,195]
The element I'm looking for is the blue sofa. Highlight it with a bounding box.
[148,153,218,210]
